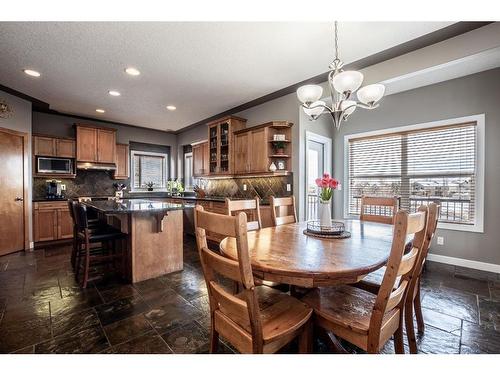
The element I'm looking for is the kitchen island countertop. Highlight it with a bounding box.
[82,199,192,214]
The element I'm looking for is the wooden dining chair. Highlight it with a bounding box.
[270,196,297,226]
[360,195,399,224]
[354,203,439,353]
[194,205,313,354]
[302,207,429,354]
[226,197,262,231]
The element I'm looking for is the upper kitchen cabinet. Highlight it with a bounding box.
[192,141,209,177]
[33,135,75,158]
[207,116,246,175]
[113,143,130,179]
[76,125,116,164]
[233,121,293,175]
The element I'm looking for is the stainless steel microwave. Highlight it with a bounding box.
[37,157,73,174]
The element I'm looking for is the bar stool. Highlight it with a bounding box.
[74,203,127,288]
[68,199,101,269]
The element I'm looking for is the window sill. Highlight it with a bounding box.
[437,222,483,233]
[129,189,169,193]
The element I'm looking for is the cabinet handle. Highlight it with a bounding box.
[15,197,24,202]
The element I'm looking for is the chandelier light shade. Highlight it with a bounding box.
[297,21,385,129]
[297,84,323,104]
[303,100,325,118]
[356,84,386,105]
[332,71,364,94]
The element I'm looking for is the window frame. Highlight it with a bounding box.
[130,150,170,193]
[343,114,485,233]
[184,151,194,192]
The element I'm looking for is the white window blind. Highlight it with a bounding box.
[132,151,168,189]
[348,122,477,225]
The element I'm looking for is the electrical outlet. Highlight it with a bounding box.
[436,236,444,245]
[60,184,66,191]
[286,184,291,192]
[243,184,247,191]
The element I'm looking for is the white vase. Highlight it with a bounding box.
[318,199,332,227]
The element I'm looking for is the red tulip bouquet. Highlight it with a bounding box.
[315,173,339,203]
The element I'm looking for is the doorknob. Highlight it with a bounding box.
[15,197,24,201]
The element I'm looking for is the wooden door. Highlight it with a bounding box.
[34,208,57,242]
[114,143,129,179]
[249,128,268,172]
[76,126,97,162]
[234,132,249,174]
[97,129,116,163]
[0,128,28,255]
[57,208,74,239]
[34,136,56,156]
[56,138,75,158]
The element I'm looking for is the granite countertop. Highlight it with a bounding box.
[82,199,189,214]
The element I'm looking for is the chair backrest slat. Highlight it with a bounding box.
[270,196,297,226]
[74,202,89,230]
[210,281,251,330]
[226,197,262,231]
[360,196,398,224]
[201,247,243,283]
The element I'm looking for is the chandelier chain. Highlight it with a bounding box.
[334,21,339,61]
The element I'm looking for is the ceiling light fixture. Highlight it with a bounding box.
[96,109,105,113]
[108,90,121,96]
[23,69,41,77]
[166,105,176,111]
[297,21,385,130]
[125,67,140,76]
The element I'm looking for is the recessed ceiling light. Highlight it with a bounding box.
[166,105,176,111]
[96,109,105,113]
[108,90,121,96]
[125,67,140,76]
[23,69,41,77]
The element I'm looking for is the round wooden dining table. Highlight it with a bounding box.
[219,220,395,288]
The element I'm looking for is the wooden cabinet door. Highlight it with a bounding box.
[34,209,57,242]
[249,128,268,173]
[56,139,75,158]
[192,143,205,176]
[202,142,209,175]
[97,129,116,163]
[114,144,129,179]
[34,136,56,156]
[76,126,97,162]
[57,208,74,239]
[234,132,249,174]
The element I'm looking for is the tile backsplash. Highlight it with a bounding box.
[33,171,292,201]
[198,175,293,201]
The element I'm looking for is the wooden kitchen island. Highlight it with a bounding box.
[83,199,189,283]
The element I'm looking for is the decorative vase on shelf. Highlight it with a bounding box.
[269,162,277,172]
[319,199,332,227]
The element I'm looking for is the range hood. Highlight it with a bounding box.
[77,162,116,171]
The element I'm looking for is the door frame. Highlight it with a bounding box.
[304,131,332,219]
[0,126,30,251]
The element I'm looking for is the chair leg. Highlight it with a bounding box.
[209,321,219,354]
[405,299,418,354]
[414,282,425,334]
[70,228,77,269]
[75,239,82,280]
[82,238,91,289]
[394,317,405,354]
[298,320,313,353]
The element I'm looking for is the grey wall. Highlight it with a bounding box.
[332,68,500,266]
[32,112,178,176]
[0,90,33,245]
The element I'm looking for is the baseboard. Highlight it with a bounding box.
[427,253,500,274]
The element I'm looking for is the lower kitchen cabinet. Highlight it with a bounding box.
[34,202,73,243]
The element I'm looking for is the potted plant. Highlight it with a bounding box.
[145,181,155,191]
[315,173,339,227]
[271,140,286,155]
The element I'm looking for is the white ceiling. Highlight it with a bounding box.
[0,22,453,131]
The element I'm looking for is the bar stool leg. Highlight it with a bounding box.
[82,235,91,289]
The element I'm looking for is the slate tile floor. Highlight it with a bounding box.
[1,236,500,354]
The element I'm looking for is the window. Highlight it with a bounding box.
[184,152,194,191]
[344,115,484,232]
[131,150,169,191]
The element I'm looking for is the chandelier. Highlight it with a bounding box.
[297,22,385,129]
